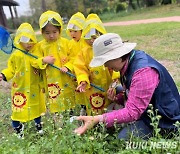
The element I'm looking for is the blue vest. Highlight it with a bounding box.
[121,50,180,129]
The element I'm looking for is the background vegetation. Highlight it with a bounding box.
[0,3,180,154]
[7,0,179,29]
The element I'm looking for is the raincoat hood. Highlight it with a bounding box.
[66,12,85,36]
[82,13,106,39]
[14,23,37,45]
[39,10,63,32]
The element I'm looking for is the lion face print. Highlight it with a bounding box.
[12,92,27,111]
[48,83,61,99]
[90,93,105,110]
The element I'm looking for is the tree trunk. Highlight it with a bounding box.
[128,0,133,10]
[137,0,140,8]
[74,0,78,12]
[42,0,47,12]
[83,0,87,16]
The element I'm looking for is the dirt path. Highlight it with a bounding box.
[35,16,180,34]
[103,16,180,26]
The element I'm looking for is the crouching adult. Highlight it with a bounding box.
[74,33,180,140]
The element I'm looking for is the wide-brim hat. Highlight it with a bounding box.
[90,33,136,67]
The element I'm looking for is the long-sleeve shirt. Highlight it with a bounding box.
[103,67,160,127]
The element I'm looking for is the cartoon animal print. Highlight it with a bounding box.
[90,93,105,113]
[12,92,27,112]
[48,83,61,99]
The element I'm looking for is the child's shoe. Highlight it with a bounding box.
[35,123,44,135]
[14,123,24,139]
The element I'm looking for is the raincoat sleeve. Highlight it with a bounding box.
[108,68,120,80]
[64,39,85,72]
[73,50,91,89]
[1,54,15,81]
[30,57,47,69]
[63,39,75,72]
[112,71,120,80]
[30,43,47,69]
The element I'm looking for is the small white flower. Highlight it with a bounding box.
[58,127,63,131]
[89,136,94,140]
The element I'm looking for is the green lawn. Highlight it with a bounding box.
[105,22,180,90]
[100,3,180,22]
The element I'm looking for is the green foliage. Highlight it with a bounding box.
[161,0,172,5]
[145,0,156,6]
[102,7,109,13]
[89,8,102,15]
[116,3,126,13]
[147,104,162,138]
[100,3,180,22]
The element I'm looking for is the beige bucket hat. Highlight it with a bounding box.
[90,33,136,67]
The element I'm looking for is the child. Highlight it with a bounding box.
[73,14,119,115]
[66,12,86,69]
[36,10,76,118]
[66,12,87,115]
[0,23,46,138]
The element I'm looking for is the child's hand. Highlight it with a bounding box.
[0,74,3,81]
[107,87,117,101]
[60,66,68,73]
[76,81,87,92]
[43,56,55,64]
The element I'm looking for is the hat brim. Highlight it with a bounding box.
[90,42,136,67]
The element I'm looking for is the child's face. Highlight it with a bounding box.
[69,30,82,42]
[20,42,35,51]
[42,23,60,42]
[85,35,97,46]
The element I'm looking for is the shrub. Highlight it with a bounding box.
[102,7,109,13]
[116,3,126,13]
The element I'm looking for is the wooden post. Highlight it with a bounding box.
[9,6,16,29]
[0,5,8,27]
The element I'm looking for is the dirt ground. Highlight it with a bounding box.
[103,16,180,26]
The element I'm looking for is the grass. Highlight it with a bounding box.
[100,3,180,22]
[0,52,10,71]
[105,22,180,90]
[0,4,180,153]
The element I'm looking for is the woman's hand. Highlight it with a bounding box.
[74,115,101,135]
[76,81,87,92]
[43,56,55,64]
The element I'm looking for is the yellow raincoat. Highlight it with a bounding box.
[1,23,46,122]
[74,14,119,115]
[65,12,86,72]
[36,10,75,113]
[66,12,87,106]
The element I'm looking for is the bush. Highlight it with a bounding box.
[89,9,102,15]
[161,0,172,5]
[102,7,109,14]
[95,9,102,15]
[116,3,126,13]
